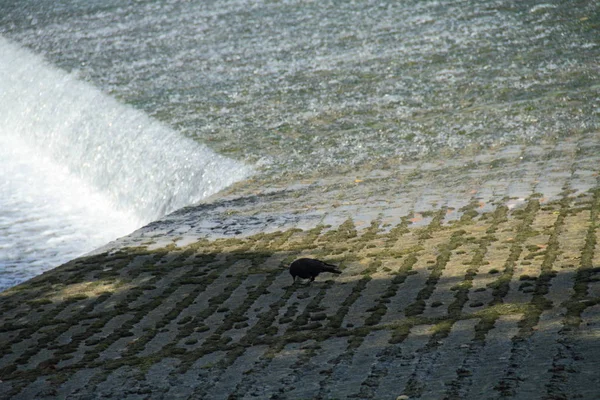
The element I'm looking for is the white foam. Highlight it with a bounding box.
[0,134,138,290]
[0,37,252,222]
[0,37,253,290]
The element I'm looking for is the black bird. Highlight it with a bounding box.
[289,258,342,282]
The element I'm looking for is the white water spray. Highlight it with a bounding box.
[0,37,252,290]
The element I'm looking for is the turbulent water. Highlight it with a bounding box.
[1,0,597,173]
[0,0,598,289]
[0,38,251,290]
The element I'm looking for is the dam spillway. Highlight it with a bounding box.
[1,133,600,399]
[0,0,599,398]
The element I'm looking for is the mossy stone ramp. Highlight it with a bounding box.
[1,133,600,399]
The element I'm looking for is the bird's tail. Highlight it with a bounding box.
[320,262,342,274]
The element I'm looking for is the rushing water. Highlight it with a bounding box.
[0,0,598,289]
[0,38,251,290]
[1,0,597,173]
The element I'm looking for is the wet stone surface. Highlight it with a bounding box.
[1,133,600,399]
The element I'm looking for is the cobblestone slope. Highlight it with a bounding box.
[1,133,600,399]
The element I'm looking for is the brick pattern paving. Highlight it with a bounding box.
[1,133,600,399]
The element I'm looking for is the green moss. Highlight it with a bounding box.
[3,190,596,388]
[27,298,53,307]
[563,189,599,329]
[389,322,412,344]
[431,319,454,337]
